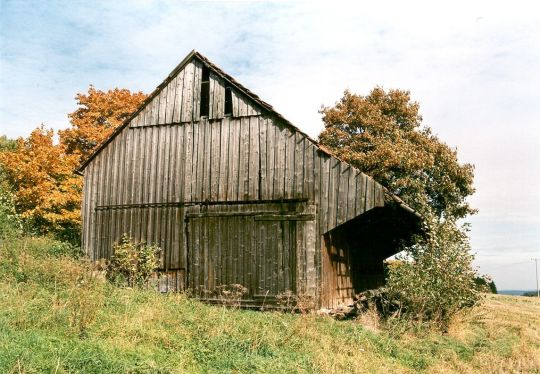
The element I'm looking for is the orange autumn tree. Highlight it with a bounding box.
[0,87,147,242]
[0,126,81,240]
[60,86,147,162]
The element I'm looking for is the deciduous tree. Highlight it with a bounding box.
[319,88,481,328]
[0,87,147,242]
[319,88,475,220]
[60,86,147,161]
[0,126,81,240]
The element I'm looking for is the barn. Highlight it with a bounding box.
[76,50,421,309]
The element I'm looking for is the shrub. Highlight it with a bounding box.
[0,181,22,241]
[106,234,161,287]
[385,217,482,330]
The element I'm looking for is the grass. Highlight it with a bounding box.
[0,236,539,373]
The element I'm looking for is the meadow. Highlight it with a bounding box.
[1,236,539,373]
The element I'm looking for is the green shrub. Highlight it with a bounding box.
[0,181,22,241]
[106,234,161,287]
[385,217,482,330]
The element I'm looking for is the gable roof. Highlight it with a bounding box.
[75,50,331,174]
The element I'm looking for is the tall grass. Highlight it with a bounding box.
[1,235,539,373]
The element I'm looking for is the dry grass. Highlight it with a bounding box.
[438,294,540,373]
[1,236,539,373]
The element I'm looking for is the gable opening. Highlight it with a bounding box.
[200,65,210,117]
[224,87,233,116]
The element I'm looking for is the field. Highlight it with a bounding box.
[1,236,539,373]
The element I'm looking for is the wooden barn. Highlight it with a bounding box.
[76,50,421,309]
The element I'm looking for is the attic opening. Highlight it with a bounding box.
[224,87,233,116]
[200,65,210,117]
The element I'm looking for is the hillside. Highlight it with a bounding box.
[1,237,539,373]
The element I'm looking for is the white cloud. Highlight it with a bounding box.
[1,0,539,288]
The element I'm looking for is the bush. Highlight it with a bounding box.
[0,181,22,241]
[385,217,482,330]
[106,234,161,287]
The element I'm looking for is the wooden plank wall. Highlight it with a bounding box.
[129,60,261,128]
[184,203,315,300]
[83,115,385,266]
[321,230,355,309]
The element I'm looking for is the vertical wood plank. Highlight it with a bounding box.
[172,68,185,123]
[214,76,225,118]
[266,118,276,200]
[228,118,240,201]
[210,120,221,200]
[158,84,168,124]
[284,129,295,199]
[208,73,215,119]
[320,155,330,234]
[248,117,260,200]
[365,177,373,211]
[181,62,194,123]
[337,164,349,225]
[274,122,285,199]
[165,76,177,124]
[190,121,199,201]
[238,117,250,200]
[192,60,202,121]
[259,117,268,199]
[217,118,229,200]
[347,170,358,221]
[294,134,305,198]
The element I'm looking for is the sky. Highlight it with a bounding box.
[1,1,539,290]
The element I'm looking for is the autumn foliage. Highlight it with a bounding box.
[319,88,475,220]
[60,86,147,161]
[0,127,81,239]
[0,87,146,242]
[319,88,480,328]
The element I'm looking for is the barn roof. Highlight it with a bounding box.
[75,50,421,220]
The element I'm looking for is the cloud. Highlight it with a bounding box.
[1,1,539,289]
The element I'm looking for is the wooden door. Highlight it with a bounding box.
[185,204,316,303]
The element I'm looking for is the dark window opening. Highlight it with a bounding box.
[200,66,210,117]
[224,87,233,116]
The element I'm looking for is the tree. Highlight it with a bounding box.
[319,88,481,328]
[319,88,475,220]
[59,86,147,161]
[0,126,81,241]
[0,87,147,242]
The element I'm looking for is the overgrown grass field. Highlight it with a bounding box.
[1,236,539,373]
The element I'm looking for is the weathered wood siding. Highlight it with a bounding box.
[81,55,386,304]
[184,203,316,302]
[129,60,261,127]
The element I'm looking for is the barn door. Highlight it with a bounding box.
[186,214,256,297]
[185,204,316,303]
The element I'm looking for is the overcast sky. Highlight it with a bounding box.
[1,1,539,290]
